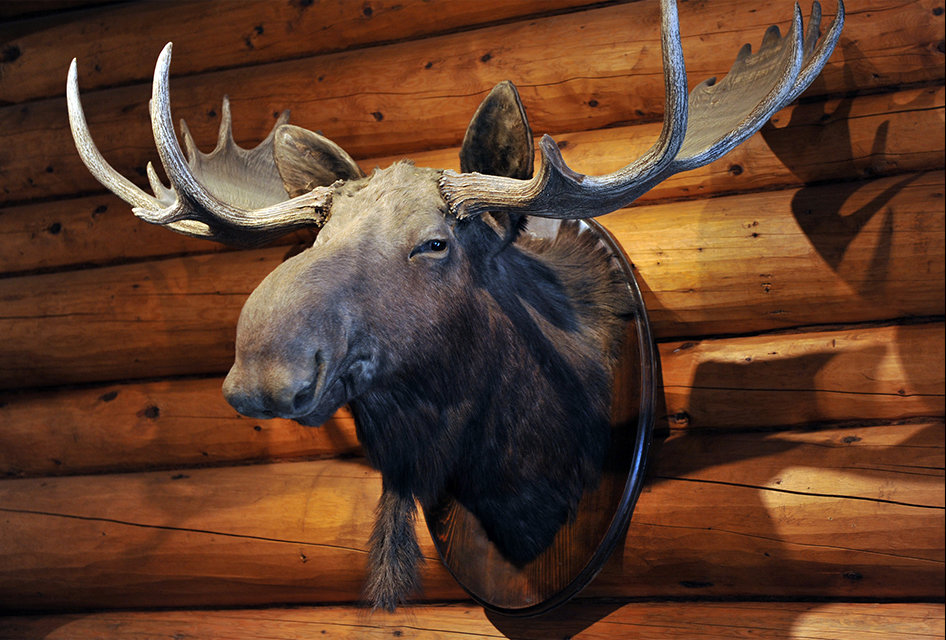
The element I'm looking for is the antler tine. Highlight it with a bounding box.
[67,59,162,212]
[68,42,337,246]
[787,0,844,104]
[440,0,843,221]
[440,0,688,220]
[146,43,247,226]
[667,3,804,173]
[142,42,335,243]
[652,0,841,179]
[217,95,235,151]
[68,57,226,240]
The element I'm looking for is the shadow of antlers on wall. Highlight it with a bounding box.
[761,40,934,298]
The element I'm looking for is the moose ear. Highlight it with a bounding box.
[273,124,365,197]
[460,81,534,179]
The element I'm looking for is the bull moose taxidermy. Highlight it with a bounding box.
[67,0,843,613]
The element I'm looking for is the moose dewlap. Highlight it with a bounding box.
[67,0,842,612]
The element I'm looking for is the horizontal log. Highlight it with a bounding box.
[605,170,945,336]
[0,602,943,639]
[0,420,941,610]
[0,0,596,105]
[0,248,264,388]
[0,192,314,277]
[3,85,941,276]
[0,1,118,21]
[1,171,941,389]
[1,321,941,478]
[649,421,945,508]
[660,321,945,431]
[2,0,939,205]
[0,378,360,478]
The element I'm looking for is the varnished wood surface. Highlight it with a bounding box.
[661,321,945,430]
[2,0,937,204]
[603,171,944,336]
[0,602,943,639]
[2,86,941,276]
[0,1,120,21]
[2,171,941,389]
[0,0,599,104]
[0,420,941,611]
[1,315,940,477]
[0,377,360,478]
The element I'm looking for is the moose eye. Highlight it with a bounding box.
[410,239,449,259]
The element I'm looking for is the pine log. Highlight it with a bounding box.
[605,170,945,336]
[0,0,595,104]
[2,0,939,205]
[0,1,121,21]
[3,86,941,276]
[1,321,941,478]
[0,193,315,277]
[0,602,943,640]
[1,171,941,389]
[660,321,945,431]
[0,378,360,478]
[0,248,264,388]
[0,421,941,610]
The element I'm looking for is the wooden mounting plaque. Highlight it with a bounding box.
[424,218,656,616]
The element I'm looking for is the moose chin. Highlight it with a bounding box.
[67,0,843,611]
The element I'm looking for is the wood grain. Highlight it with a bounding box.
[0,0,597,104]
[0,378,360,478]
[660,321,945,430]
[0,1,120,21]
[3,85,941,276]
[0,248,269,388]
[0,602,942,640]
[2,321,941,478]
[606,170,945,337]
[2,0,938,205]
[2,171,941,389]
[0,192,317,277]
[0,420,940,611]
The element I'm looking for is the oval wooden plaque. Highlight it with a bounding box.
[424,217,656,616]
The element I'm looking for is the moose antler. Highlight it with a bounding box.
[67,43,334,246]
[439,0,844,220]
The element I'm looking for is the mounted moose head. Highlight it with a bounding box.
[68,0,843,612]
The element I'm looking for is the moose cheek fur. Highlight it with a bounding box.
[223,162,632,609]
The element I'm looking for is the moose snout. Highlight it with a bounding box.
[222,358,321,419]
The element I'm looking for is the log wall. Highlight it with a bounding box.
[0,0,943,637]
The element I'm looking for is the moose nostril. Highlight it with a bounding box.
[292,380,316,413]
[228,390,271,419]
[290,352,322,413]
[223,375,279,419]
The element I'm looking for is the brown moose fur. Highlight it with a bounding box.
[219,75,634,609]
[224,162,632,609]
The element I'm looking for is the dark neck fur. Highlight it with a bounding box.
[351,220,631,563]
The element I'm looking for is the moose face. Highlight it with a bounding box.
[223,163,468,427]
